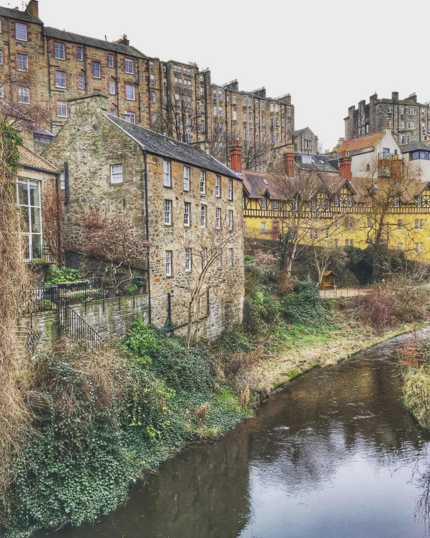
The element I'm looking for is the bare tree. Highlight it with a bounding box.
[80,206,149,289]
[312,244,347,287]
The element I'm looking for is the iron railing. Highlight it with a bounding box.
[60,305,102,351]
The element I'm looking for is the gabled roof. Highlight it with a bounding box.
[335,131,385,156]
[402,140,429,153]
[44,27,146,58]
[242,171,279,199]
[296,153,339,173]
[18,146,58,174]
[0,6,42,24]
[106,115,241,180]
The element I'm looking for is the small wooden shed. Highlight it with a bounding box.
[320,270,337,290]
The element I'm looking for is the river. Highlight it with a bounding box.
[55,330,430,538]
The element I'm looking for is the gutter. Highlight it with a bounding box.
[142,149,152,325]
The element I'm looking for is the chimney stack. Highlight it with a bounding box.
[117,34,130,46]
[284,148,295,178]
[339,151,352,181]
[25,0,39,18]
[229,139,242,173]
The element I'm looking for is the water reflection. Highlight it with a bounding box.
[51,332,430,538]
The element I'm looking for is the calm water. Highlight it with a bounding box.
[53,330,430,538]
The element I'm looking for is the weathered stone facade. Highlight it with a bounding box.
[345,92,430,147]
[0,1,294,170]
[43,94,244,339]
[293,127,319,154]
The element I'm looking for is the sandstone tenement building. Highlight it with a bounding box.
[0,0,294,171]
[345,92,430,147]
[43,94,245,339]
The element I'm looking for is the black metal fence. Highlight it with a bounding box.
[60,305,102,351]
[28,279,146,313]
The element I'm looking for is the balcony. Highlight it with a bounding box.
[378,152,399,160]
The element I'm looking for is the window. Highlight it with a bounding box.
[150,74,155,84]
[18,86,29,104]
[397,219,403,230]
[228,179,233,200]
[398,243,403,251]
[229,247,234,267]
[325,199,330,212]
[0,20,2,33]
[347,194,353,207]
[367,217,372,228]
[243,96,247,106]
[57,100,67,117]
[200,171,206,194]
[78,75,84,89]
[150,91,156,103]
[126,84,135,100]
[0,50,2,65]
[415,219,419,230]
[165,250,172,276]
[183,166,190,191]
[345,239,349,246]
[163,160,171,187]
[394,196,400,208]
[124,111,135,124]
[215,176,221,198]
[15,23,27,41]
[55,71,66,88]
[311,198,317,212]
[416,243,424,254]
[184,202,191,226]
[109,108,116,116]
[244,128,247,140]
[54,42,65,60]
[261,198,267,210]
[200,205,207,227]
[350,239,354,247]
[232,95,236,105]
[261,222,266,234]
[125,58,134,74]
[420,219,424,230]
[201,120,205,133]
[325,228,329,239]
[185,249,192,272]
[217,250,222,269]
[92,61,100,78]
[110,164,123,184]
[233,110,237,121]
[149,60,154,70]
[17,53,28,72]
[108,54,114,67]
[109,81,115,95]
[228,210,233,230]
[216,207,221,229]
[77,47,83,61]
[164,199,172,225]
[213,106,217,116]
[273,200,279,209]
[93,89,101,94]
[16,179,42,260]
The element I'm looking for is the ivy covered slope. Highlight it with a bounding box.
[2,320,247,538]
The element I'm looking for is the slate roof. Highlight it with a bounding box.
[44,27,146,58]
[106,115,242,180]
[401,140,429,153]
[296,153,339,173]
[0,6,42,24]
[18,146,58,174]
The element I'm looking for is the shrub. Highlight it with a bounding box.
[45,267,83,285]
[244,291,281,332]
[281,282,330,326]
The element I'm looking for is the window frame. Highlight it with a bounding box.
[56,100,67,118]
[55,70,66,89]
[164,199,173,226]
[77,46,83,62]
[215,175,221,198]
[18,86,30,104]
[15,22,27,41]
[185,249,192,272]
[183,165,190,191]
[16,178,42,261]
[200,171,206,195]
[124,58,134,74]
[165,250,173,277]
[228,179,233,201]
[92,61,101,79]
[54,42,65,60]
[216,207,221,230]
[110,164,124,184]
[163,160,172,188]
[200,204,207,227]
[125,83,135,101]
[17,53,28,72]
[184,201,191,227]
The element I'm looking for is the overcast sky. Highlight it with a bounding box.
[4,0,430,150]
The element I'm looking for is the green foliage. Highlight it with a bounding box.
[244,254,254,262]
[132,276,146,287]
[45,267,83,285]
[0,122,22,180]
[244,291,281,332]
[126,284,138,294]
[282,282,331,326]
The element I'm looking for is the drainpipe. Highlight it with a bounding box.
[142,149,152,325]
[55,172,62,266]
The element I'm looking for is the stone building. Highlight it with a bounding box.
[0,1,294,171]
[345,92,430,146]
[43,94,244,338]
[293,127,319,154]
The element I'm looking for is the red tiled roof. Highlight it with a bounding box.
[335,132,384,154]
[18,146,58,174]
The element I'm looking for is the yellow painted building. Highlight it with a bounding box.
[241,161,430,263]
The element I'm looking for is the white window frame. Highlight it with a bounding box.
[165,250,172,276]
[124,58,134,74]
[216,208,221,230]
[57,100,67,118]
[228,210,233,231]
[16,179,42,261]
[215,175,221,198]
[18,86,30,104]
[163,160,171,188]
[124,111,136,124]
[17,53,28,72]
[15,23,27,41]
[185,249,192,272]
[229,247,234,267]
[150,74,155,84]
[55,71,66,89]
[125,84,135,101]
[109,81,116,95]
[183,166,190,191]
[261,222,266,234]
[164,199,172,225]
[92,61,101,78]
[78,75,84,89]
[200,205,207,227]
[200,171,206,194]
[77,47,83,61]
[108,54,114,68]
[228,179,233,201]
[0,50,3,65]
[54,42,65,60]
[184,202,191,227]
[110,164,123,184]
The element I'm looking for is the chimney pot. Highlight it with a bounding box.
[339,152,352,181]
[229,139,242,173]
